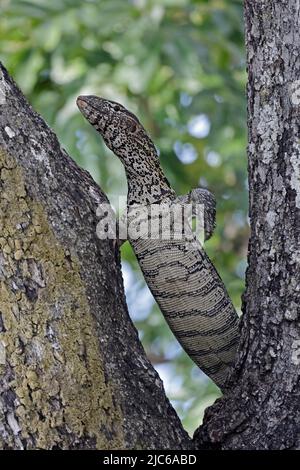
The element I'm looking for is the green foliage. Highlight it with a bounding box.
[0,0,248,435]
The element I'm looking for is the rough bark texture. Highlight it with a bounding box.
[0,62,191,450]
[194,0,300,449]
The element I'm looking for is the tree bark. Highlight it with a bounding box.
[0,62,191,450]
[194,0,300,449]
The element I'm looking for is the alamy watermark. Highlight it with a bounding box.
[95,196,207,243]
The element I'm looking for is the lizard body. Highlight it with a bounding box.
[77,95,239,389]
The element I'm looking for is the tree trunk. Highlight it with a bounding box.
[0,62,191,450]
[194,0,300,449]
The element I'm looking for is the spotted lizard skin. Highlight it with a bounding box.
[77,95,239,389]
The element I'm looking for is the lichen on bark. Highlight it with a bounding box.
[0,149,124,449]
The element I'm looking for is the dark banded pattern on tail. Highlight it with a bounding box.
[131,234,239,389]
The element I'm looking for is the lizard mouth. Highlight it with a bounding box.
[76,95,107,129]
[76,95,100,114]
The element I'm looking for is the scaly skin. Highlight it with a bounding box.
[77,95,239,389]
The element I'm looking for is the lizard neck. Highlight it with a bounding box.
[125,163,175,206]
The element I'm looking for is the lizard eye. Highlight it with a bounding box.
[114,105,121,112]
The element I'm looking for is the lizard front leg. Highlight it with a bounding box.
[118,187,216,247]
[176,188,216,241]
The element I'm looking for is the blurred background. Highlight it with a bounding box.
[0,0,248,435]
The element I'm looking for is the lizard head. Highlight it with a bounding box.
[76,95,157,165]
[76,95,174,204]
